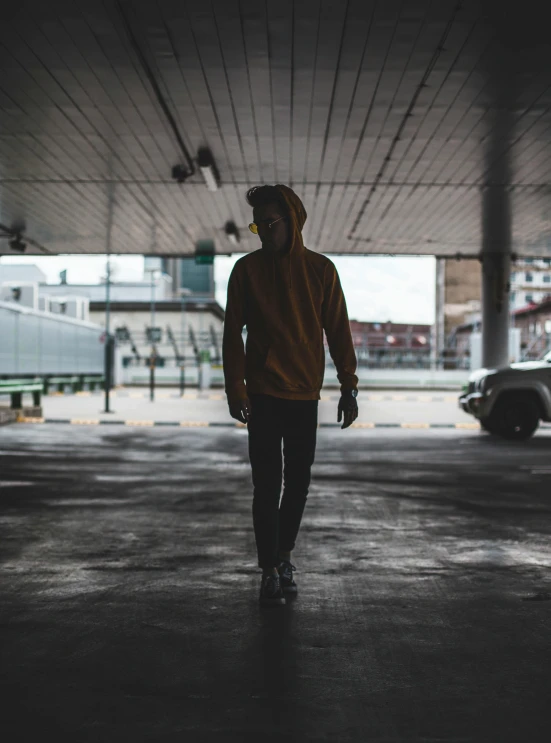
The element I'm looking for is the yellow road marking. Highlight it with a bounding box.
[129,393,144,398]
[17,416,45,423]
[75,391,91,397]
[401,422,430,429]
[455,422,480,429]
[70,418,100,425]
[124,420,155,426]
[392,395,406,401]
[179,421,209,427]
[351,422,375,428]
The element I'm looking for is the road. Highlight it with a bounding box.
[19,387,479,427]
[1,423,550,741]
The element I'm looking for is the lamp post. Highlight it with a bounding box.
[195,303,210,390]
[144,266,159,402]
[103,182,115,414]
[177,288,192,397]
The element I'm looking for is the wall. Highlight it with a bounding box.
[0,301,104,376]
[444,259,481,338]
[38,277,173,302]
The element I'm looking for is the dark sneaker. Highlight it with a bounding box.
[259,573,286,607]
[278,560,297,593]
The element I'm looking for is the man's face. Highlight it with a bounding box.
[252,201,290,254]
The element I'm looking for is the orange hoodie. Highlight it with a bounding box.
[222,184,358,403]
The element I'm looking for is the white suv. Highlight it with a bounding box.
[459,351,551,440]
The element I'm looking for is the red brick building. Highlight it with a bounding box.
[325,320,432,368]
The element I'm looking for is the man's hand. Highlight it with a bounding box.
[229,396,252,424]
[337,391,358,429]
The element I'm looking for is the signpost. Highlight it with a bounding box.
[178,288,192,397]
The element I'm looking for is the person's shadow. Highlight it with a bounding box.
[245,595,301,731]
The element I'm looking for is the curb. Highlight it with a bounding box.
[16,418,482,430]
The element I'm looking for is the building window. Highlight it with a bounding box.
[544,275,551,283]
[146,327,162,343]
[526,272,533,282]
[526,294,533,303]
[510,291,516,303]
[525,258,534,264]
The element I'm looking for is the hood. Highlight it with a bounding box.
[470,360,551,381]
[469,367,495,382]
[266,184,307,289]
[509,360,551,371]
[275,184,307,256]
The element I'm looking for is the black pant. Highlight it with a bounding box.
[247,394,319,570]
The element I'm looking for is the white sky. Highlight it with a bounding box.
[0,253,435,324]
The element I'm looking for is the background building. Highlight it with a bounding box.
[442,259,482,338]
[510,259,551,310]
[436,257,551,367]
[1,262,224,385]
[449,296,551,368]
[160,257,215,299]
[347,320,432,368]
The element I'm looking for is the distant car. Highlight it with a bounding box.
[459,351,551,440]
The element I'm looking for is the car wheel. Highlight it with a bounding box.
[480,416,500,435]
[490,394,540,441]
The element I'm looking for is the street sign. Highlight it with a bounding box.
[195,239,215,265]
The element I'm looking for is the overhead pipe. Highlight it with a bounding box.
[114,1,196,182]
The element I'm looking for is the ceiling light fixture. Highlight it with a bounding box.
[224,221,240,246]
[197,147,220,192]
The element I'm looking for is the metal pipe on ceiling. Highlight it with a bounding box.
[114,1,196,182]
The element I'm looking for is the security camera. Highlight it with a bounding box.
[9,235,27,252]
[172,164,190,183]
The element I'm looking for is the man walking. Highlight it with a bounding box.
[223,184,359,607]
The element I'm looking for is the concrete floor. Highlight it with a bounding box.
[1,424,551,742]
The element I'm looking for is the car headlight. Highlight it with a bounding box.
[480,375,495,394]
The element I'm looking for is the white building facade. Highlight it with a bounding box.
[510,258,551,310]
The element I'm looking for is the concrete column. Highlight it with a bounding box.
[479,6,515,370]
[481,185,511,369]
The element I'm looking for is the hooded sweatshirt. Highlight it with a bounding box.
[222,184,358,403]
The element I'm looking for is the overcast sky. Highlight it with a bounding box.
[0,253,435,324]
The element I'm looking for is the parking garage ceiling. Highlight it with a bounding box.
[1,0,551,259]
